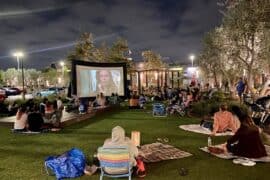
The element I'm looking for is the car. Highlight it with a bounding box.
[48,87,65,93]
[0,88,6,101]
[2,87,22,96]
[36,89,57,97]
[36,87,65,97]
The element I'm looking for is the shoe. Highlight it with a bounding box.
[179,168,188,176]
[241,159,256,166]
[137,170,146,178]
[233,158,256,166]
[233,158,243,164]
[84,165,98,176]
[163,138,169,143]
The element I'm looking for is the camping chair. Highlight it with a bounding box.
[152,103,167,117]
[97,147,133,180]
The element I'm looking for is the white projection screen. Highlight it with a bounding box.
[73,61,126,98]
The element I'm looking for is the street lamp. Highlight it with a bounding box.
[189,54,195,67]
[59,61,65,86]
[13,51,25,100]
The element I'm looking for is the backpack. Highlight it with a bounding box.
[44,148,86,180]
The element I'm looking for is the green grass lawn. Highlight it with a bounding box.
[0,108,269,180]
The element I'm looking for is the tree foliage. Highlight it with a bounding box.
[67,32,95,63]
[200,0,270,89]
[67,33,134,72]
[142,50,167,70]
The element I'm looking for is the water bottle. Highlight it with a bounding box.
[79,104,84,114]
[208,136,212,147]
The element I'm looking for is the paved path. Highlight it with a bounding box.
[0,106,111,127]
[6,94,33,101]
[0,110,77,124]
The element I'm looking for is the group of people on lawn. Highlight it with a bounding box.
[13,88,268,177]
[14,97,63,132]
[94,103,267,177]
[201,103,266,158]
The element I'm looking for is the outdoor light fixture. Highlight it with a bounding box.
[189,54,195,67]
[13,51,25,100]
[13,51,24,71]
[60,61,65,67]
[59,61,65,86]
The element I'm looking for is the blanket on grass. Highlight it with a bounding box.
[11,128,55,134]
[179,124,234,136]
[138,143,192,163]
[200,144,270,162]
[11,129,41,134]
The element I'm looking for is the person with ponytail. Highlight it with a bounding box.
[14,106,28,132]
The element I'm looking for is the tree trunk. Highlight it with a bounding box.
[213,70,218,87]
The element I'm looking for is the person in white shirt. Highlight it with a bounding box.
[57,97,63,110]
[14,106,28,131]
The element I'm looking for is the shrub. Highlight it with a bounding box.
[192,100,221,117]
[192,98,247,118]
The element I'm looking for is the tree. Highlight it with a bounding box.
[0,70,4,85]
[142,50,167,70]
[92,42,110,63]
[25,69,41,89]
[199,29,223,86]
[109,38,134,71]
[67,32,95,65]
[41,68,58,87]
[109,38,129,62]
[3,68,19,86]
[67,34,134,72]
[199,0,270,91]
[259,29,270,74]
[222,0,270,88]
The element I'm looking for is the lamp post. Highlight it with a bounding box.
[13,51,25,100]
[60,61,65,86]
[189,54,195,67]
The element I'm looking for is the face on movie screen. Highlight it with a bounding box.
[76,65,124,97]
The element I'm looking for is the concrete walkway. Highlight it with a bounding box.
[0,106,114,127]
[0,110,88,127]
[0,110,76,123]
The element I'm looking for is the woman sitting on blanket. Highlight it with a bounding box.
[14,106,28,132]
[224,106,267,158]
[212,103,239,135]
[100,126,145,177]
[202,103,239,135]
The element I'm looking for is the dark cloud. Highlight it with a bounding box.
[0,0,222,69]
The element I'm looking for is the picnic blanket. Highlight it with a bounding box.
[11,129,41,134]
[179,124,234,136]
[138,143,192,163]
[200,144,270,162]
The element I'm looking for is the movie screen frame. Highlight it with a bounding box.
[71,60,127,98]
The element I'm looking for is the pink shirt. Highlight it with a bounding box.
[14,112,28,130]
[213,111,237,134]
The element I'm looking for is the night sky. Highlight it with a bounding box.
[0,0,222,70]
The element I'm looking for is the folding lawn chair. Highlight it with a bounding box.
[97,147,133,180]
[152,103,167,117]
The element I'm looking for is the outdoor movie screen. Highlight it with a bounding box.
[75,64,125,97]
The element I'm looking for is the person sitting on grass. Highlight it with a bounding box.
[92,92,107,108]
[14,106,28,132]
[100,126,145,177]
[225,106,267,158]
[129,93,139,109]
[27,105,44,132]
[201,103,238,135]
[138,94,146,109]
[108,93,117,105]
[211,103,238,135]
